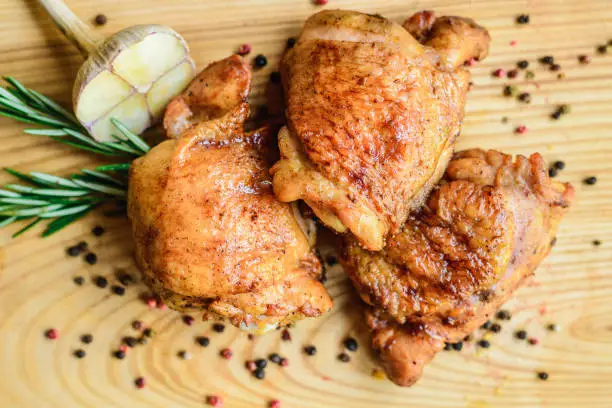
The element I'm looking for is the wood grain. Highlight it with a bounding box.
[1,1,611,407]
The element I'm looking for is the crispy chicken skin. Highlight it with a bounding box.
[271,10,490,250]
[128,56,332,333]
[340,149,574,386]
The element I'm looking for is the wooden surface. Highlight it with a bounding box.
[1,1,611,407]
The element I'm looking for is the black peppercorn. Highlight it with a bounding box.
[593,240,601,246]
[92,225,105,236]
[539,56,554,65]
[537,371,549,380]
[196,336,210,347]
[255,358,267,369]
[444,343,452,351]
[73,276,85,286]
[548,168,558,178]
[269,353,282,364]
[551,110,562,120]
[478,339,490,348]
[143,328,153,338]
[111,285,125,296]
[114,350,126,359]
[132,320,143,330]
[518,92,532,103]
[496,310,512,320]
[80,334,93,344]
[583,176,597,185]
[286,37,296,49]
[118,272,134,286]
[490,323,502,333]
[74,349,86,359]
[93,14,107,26]
[253,368,265,379]
[93,276,108,288]
[66,245,81,257]
[550,63,561,72]
[515,330,528,340]
[85,253,97,265]
[597,45,608,54]
[553,161,566,170]
[304,345,317,356]
[481,321,492,330]
[212,323,225,333]
[123,336,138,348]
[338,352,351,362]
[517,60,529,69]
[344,337,358,352]
[452,342,463,351]
[516,14,530,24]
[253,54,268,68]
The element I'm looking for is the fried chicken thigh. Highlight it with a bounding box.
[128,56,332,333]
[340,149,574,386]
[271,10,490,250]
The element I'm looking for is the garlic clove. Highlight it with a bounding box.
[89,94,150,142]
[147,60,195,118]
[75,70,132,125]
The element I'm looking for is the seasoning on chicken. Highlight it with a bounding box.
[128,56,332,334]
[340,149,574,386]
[271,10,490,250]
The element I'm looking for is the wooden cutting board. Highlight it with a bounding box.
[1,1,611,407]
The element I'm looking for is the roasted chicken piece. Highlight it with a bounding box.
[128,56,332,333]
[340,149,574,386]
[271,10,490,250]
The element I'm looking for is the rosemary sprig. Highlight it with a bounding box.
[0,77,150,157]
[0,77,153,237]
[0,166,130,238]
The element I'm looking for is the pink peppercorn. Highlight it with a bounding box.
[245,361,256,372]
[158,301,167,311]
[119,344,128,353]
[145,297,157,308]
[528,337,540,345]
[510,40,517,46]
[492,68,506,78]
[207,395,223,407]
[281,329,291,341]
[578,55,590,64]
[220,348,233,360]
[280,357,289,367]
[45,328,58,340]
[237,43,252,56]
[464,58,477,67]
[269,400,281,408]
[507,69,519,78]
[515,125,527,134]
[315,0,328,5]
[134,377,146,389]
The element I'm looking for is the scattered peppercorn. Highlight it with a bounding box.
[92,225,104,236]
[182,315,195,326]
[481,321,492,330]
[528,337,540,345]
[548,168,558,178]
[114,350,126,359]
[132,320,143,331]
[206,395,223,408]
[73,276,85,286]
[517,60,529,69]
[550,63,561,72]
[93,14,107,26]
[111,285,125,296]
[593,240,601,246]
[134,377,146,389]
[518,92,532,103]
[583,176,597,185]
[596,45,608,54]
[118,272,134,286]
[254,358,267,369]
[492,68,506,78]
[452,342,463,351]
[45,328,58,340]
[220,348,233,360]
[287,37,297,49]
[253,54,268,68]
[269,353,282,364]
[338,352,351,362]
[143,328,154,338]
[525,70,535,80]
[304,345,317,356]
[551,110,562,120]
[280,357,289,367]
[123,336,138,348]
[77,241,88,251]
[478,339,491,348]
[515,125,528,135]
[501,116,509,124]
[270,71,281,84]
[281,329,291,341]
[490,323,502,333]
[515,330,527,340]
[464,335,472,342]
[66,245,81,257]
[496,310,512,320]
[537,371,549,381]
[516,14,530,24]
[507,69,519,79]
[80,334,93,344]
[559,104,571,114]
[212,323,225,333]
[503,85,517,97]
[253,368,265,379]
[84,253,97,265]
[553,160,566,170]
[138,337,148,345]
[72,349,86,359]
[344,337,358,352]
[269,400,281,408]
[547,323,560,332]
[178,350,191,360]
[578,55,590,64]
[539,56,554,65]
[196,336,210,347]
[247,334,254,341]
[245,360,256,372]
[93,276,108,288]
[237,43,252,56]
[315,0,329,5]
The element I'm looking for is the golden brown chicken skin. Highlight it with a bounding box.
[340,149,574,386]
[128,56,332,333]
[271,10,490,251]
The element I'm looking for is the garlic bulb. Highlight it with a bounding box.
[39,0,196,142]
